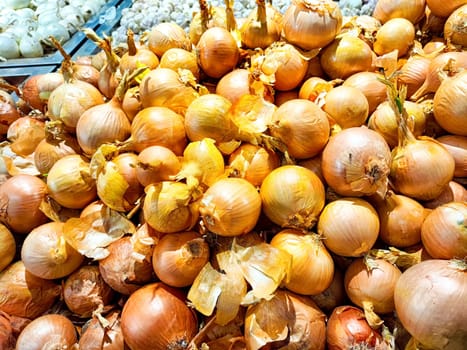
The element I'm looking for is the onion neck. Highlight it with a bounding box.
[256,0,267,23]
[224,0,237,32]
[50,236,69,265]
[199,0,209,33]
[126,29,137,56]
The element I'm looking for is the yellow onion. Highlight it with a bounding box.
[6,116,45,157]
[197,27,240,79]
[46,154,97,209]
[426,0,467,18]
[343,71,388,114]
[199,177,261,237]
[0,90,20,135]
[129,106,187,155]
[0,174,49,234]
[122,86,141,122]
[159,48,200,80]
[372,0,426,24]
[21,72,64,112]
[135,145,181,187]
[0,261,61,319]
[436,135,467,177]
[445,4,467,47]
[318,197,380,257]
[120,29,159,73]
[139,67,198,114]
[397,55,432,99]
[344,257,402,327]
[270,229,334,295]
[282,0,343,51]
[21,221,84,279]
[143,181,201,234]
[260,165,325,230]
[421,201,467,259]
[0,224,15,272]
[15,314,77,350]
[244,289,326,349]
[72,61,100,88]
[152,230,209,288]
[269,98,330,159]
[79,310,125,350]
[227,143,281,187]
[320,34,374,80]
[189,0,227,45]
[63,265,114,318]
[148,22,191,57]
[298,76,338,103]
[433,70,467,136]
[323,85,369,129]
[373,17,415,57]
[423,180,467,209]
[368,100,426,148]
[321,126,391,197]
[240,0,282,49]
[121,282,198,350]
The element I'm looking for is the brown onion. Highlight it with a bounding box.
[21,221,84,279]
[394,259,467,350]
[152,231,209,288]
[343,71,388,114]
[421,201,467,259]
[15,314,77,350]
[0,174,48,234]
[79,310,125,350]
[317,197,380,257]
[0,261,61,319]
[63,265,114,318]
[436,135,467,177]
[121,282,198,350]
[323,85,369,128]
[270,229,334,295]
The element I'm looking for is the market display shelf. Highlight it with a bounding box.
[0,0,129,79]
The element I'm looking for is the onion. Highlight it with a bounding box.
[436,135,467,177]
[310,268,347,313]
[121,282,198,350]
[216,69,255,104]
[270,229,334,295]
[426,0,467,18]
[98,230,154,295]
[397,55,432,99]
[63,265,114,318]
[21,72,64,112]
[421,201,467,259]
[282,0,342,51]
[320,35,374,80]
[444,4,467,47]
[79,310,125,350]
[317,197,380,257]
[197,27,240,79]
[344,257,402,327]
[15,314,77,350]
[0,224,15,273]
[199,177,261,237]
[0,311,15,349]
[0,174,48,234]
[21,221,84,280]
[189,0,227,45]
[394,259,467,350]
[260,165,325,230]
[6,116,45,157]
[326,305,388,350]
[159,48,200,81]
[129,106,187,155]
[152,231,209,288]
[120,29,159,73]
[433,70,467,136]
[373,17,415,57]
[323,85,369,129]
[0,261,61,319]
[46,154,97,209]
[372,0,426,24]
[0,90,20,135]
[298,76,337,103]
[321,126,391,197]
[135,145,181,187]
[148,22,191,57]
[423,180,467,208]
[122,86,141,122]
[343,71,388,114]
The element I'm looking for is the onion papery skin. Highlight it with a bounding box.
[121,282,198,350]
[397,56,431,99]
[21,221,84,280]
[390,138,455,201]
[260,165,325,230]
[47,79,105,131]
[34,137,79,176]
[0,91,20,135]
[282,0,343,51]
[343,71,388,114]
[0,261,61,319]
[199,177,261,237]
[317,197,379,257]
[394,259,467,350]
[372,0,426,24]
[326,305,386,350]
[433,70,467,136]
[344,258,401,315]
[319,35,374,80]
[270,229,334,295]
[269,99,330,159]
[444,4,467,47]
[79,310,125,350]
[0,174,49,234]
[321,127,391,197]
[421,202,467,259]
[268,43,309,92]
[99,235,154,295]
[15,314,77,350]
[46,154,97,209]
[436,135,467,177]
[130,106,187,155]
[76,98,132,156]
